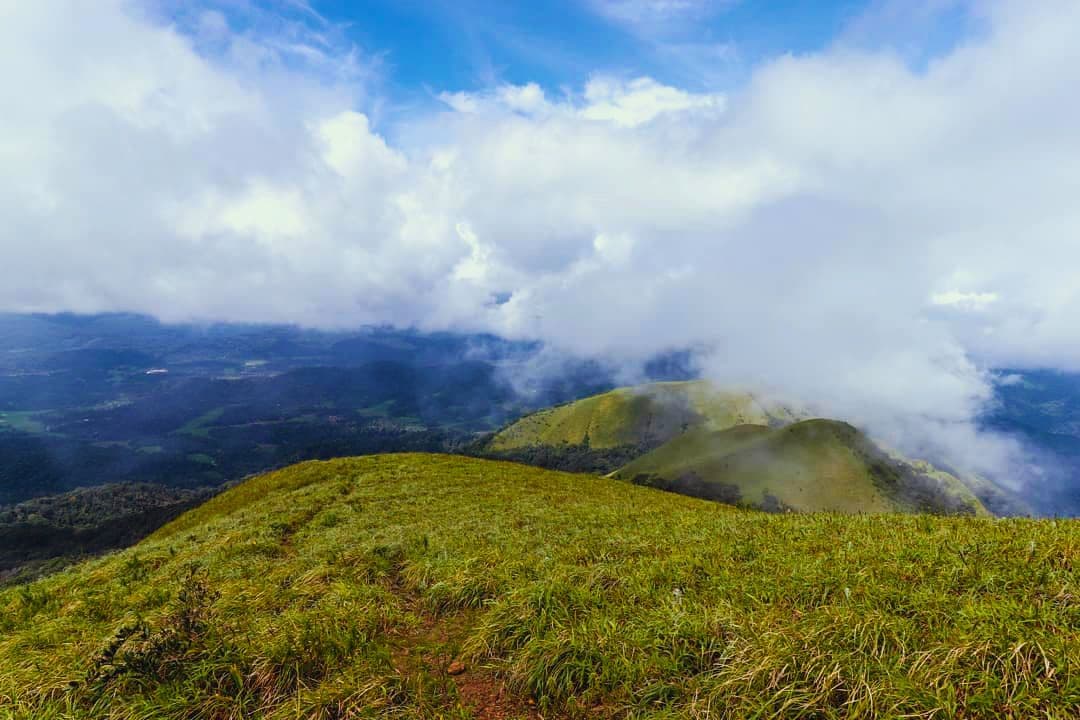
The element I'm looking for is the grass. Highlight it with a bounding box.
[0,454,1076,719]
[488,383,989,516]
[488,381,801,453]
[490,387,659,449]
[174,407,226,438]
[617,420,986,515]
[489,382,714,451]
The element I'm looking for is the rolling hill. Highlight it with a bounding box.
[617,420,987,515]
[483,381,1007,515]
[0,454,1074,718]
[487,380,797,453]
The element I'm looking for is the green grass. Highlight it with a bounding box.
[174,407,226,438]
[487,383,994,516]
[0,454,1076,719]
[617,420,986,515]
[488,381,787,451]
[617,424,773,480]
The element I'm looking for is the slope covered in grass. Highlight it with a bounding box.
[617,420,988,515]
[1,454,1076,719]
[484,382,999,515]
[482,381,798,474]
[486,381,797,451]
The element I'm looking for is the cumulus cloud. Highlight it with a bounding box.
[438,76,724,127]
[581,77,725,126]
[2,0,1080,487]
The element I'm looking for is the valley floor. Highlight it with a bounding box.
[0,454,1076,718]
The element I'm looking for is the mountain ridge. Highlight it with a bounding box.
[484,381,1010,515]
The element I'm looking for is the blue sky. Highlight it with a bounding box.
[155,0,977,126]
[259,1,970,101]
[327,0,861,90]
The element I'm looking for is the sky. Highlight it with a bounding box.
[312,0,876,99]
[2,0,1079,485]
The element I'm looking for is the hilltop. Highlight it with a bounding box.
[483,382,1002,515]
[487,381,795,459]
[0,454,1075,719]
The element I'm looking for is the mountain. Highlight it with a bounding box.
[617,420,986,515]
[483,380,797,473]
[1,454,1073,719]
[488,380,798,452]
[484,381,1005,515]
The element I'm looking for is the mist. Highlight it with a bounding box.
[2,1,1080,493]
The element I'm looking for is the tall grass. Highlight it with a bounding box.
[0,454,1076,718]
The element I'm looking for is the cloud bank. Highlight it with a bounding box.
[2,0,1079,485]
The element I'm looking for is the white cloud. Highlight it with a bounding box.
[438,76,723,127]
[2,0,1080,489]
[497,83,550,114]
[582,77,724,126]
[931,290,999,311]
[438,91,480,114]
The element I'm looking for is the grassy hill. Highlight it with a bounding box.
[617,420,988,515]
[482,381,800,475]
[487,381,796,453]
[484,382,997,515]
[0,454,1075,719]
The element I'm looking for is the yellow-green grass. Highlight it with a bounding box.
[1,454,1076,719]
[617,420,987,515]
[679,381,801,430]
[488,381,793,452]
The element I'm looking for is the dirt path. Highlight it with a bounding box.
[389,604,545,720]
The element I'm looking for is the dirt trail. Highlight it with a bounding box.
[389,604,545,720]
